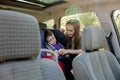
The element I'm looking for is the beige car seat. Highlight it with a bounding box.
[0,10,65,80]
[73,26,120,80]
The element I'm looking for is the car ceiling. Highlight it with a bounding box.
[0,0,120,22]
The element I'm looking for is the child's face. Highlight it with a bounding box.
[47,34,56,45]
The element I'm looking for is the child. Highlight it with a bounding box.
[44,30,74,80]
[44,30,64,54]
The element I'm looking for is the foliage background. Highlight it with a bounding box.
[44,5,101,30]
[61,12,101,31]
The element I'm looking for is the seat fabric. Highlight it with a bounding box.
[0,10,65,80]
[39,59,65,80]
[73,26,120,80]
[0,60,43,80]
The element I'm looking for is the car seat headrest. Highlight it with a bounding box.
[0,10,40,62]
[81,26,106,51]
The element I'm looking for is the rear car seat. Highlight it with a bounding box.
[0,10,66,80]
[73,26,120,80]
[40,29,67,57]
[40,29,47,57]
[40,29,66,72]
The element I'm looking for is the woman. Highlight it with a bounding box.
[59,19,83,80]
[59,19,83,57]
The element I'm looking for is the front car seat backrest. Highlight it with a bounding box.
[0,10,65,80]
[0,10,42,80]
[73,26,120,80]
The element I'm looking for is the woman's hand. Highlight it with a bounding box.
[59,49,68,55]
[59,49,84,55]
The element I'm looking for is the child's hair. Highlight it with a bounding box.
[44,30,53,42]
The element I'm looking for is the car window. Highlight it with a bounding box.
[112,10,120,36]
[60,12,101,31]
[43,19,54,29]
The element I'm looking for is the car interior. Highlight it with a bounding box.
[0,0,120,80]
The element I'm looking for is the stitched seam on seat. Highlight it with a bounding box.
[98,51,115,80]
[104,51,116,80]
[98,51,106,80]
[90,52,105,80]
[87,53,97,80]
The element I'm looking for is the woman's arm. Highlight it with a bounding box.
[59,49,83,55]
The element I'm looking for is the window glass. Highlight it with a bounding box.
[112,10,120,36]
[60,12,101,31]
[38,0,60,4]
[43,19,54,29]
[16,0,64,8]
[65,5,81,16]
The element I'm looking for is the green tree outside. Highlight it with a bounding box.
[114,10,120,35]
[44,4,101,30]
[61,12,101,31]
[39,0,58,4]
[80,12,101,27]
